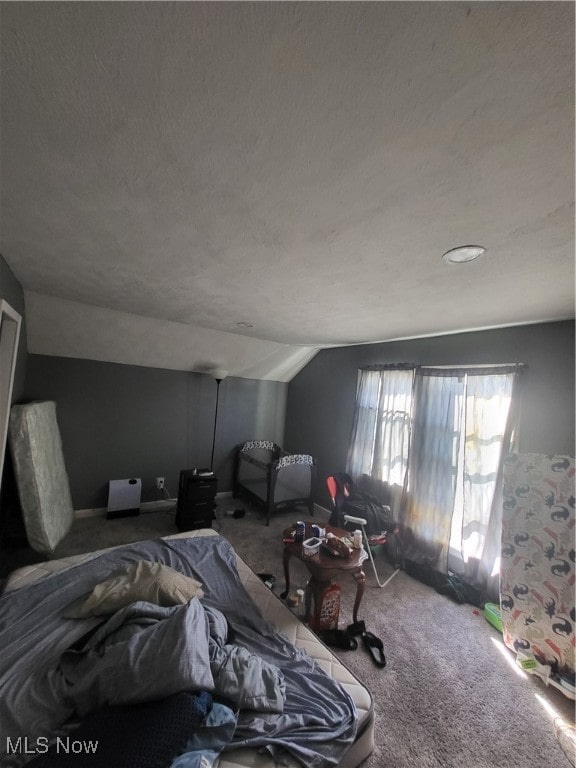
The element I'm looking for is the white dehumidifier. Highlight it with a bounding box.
[107,478,142,519]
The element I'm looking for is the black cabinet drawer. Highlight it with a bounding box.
[176,471,218,531]
[176,500,215,531]
[184,480,217,502]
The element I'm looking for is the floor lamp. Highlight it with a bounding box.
[209,368,228,471]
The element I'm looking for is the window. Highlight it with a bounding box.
[347,367,414,486]
[347,364,521,596]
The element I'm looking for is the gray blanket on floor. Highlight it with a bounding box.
[0,536,357,768]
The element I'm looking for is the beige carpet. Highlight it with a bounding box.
[52,498,576,768]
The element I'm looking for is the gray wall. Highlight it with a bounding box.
[24,356,287,509]
[285,321,575,508]
[0,254,27,402]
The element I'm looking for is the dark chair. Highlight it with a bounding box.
[326,473,405,579]
[326,473,394,533]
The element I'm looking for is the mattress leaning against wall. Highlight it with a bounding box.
[8,400,74,555]
[501,453,575,696]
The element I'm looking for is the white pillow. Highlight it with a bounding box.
[66,561,204,618]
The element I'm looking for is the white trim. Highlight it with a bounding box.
[75,508,105,519]
[75,499,176,519]
[323,317,572,349]
[75,490,234,519]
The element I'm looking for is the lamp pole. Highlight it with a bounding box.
[208,369,228,471]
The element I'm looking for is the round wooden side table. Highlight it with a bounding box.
[281,521,366,630]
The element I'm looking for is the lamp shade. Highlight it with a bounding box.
[208,368,229,382]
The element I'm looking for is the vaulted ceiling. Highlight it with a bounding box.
[1,2,574,380]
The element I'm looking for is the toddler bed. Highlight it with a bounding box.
[1,530,373,768]
[233,441,316,525]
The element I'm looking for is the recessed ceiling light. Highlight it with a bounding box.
[442,245,487,264]
[236,321,254,328]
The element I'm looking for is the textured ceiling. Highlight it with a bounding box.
[1,2,574,378]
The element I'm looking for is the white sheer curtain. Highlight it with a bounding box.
[402,372,463,566]
[347,367,414,486]
[347,364,521,597]
[402,367,520,599]
[451,371,518,597]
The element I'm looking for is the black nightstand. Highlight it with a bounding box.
[175,471,218,531]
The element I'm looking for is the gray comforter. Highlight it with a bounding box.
[58,599,286,718]
[0,536,357,768]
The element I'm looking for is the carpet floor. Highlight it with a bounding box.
[50,498,576,768]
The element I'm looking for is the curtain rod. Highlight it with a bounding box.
[420,363,527,370]
[360,363,527,371]
[360,363,416,371]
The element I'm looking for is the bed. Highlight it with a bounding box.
[233,441,316,525]
[1,530,373,768]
